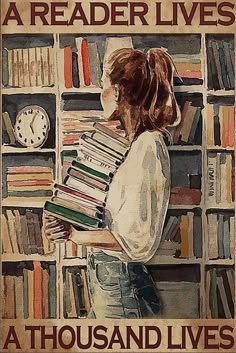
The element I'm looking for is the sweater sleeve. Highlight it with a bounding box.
[105,131,170,263]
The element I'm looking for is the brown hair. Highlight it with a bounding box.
[105,47,181,139]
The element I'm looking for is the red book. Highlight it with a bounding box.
[81,39,91,86]
[54,184,105,206]
[34,261,42,319]
[170,187,202,205]
[228,106,235,148]
[64,46,73,89]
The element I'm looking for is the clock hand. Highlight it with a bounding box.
[30,112,38,134]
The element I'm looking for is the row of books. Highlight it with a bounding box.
[63,39,102,89]
[207,104,234,148]
[64,240,86,259]
[1,262,56,319]
[2,46,55,88]
[171,53,202,79]
[157,213,202,258]
[44,123,130,229]
[208,214,235,260]
[62,36,133,89]
[61,111,124,145]
[171,101,202,145]
[206,268,234,319]
[63,267,90,318]
[207,39,235,90]
[5,165,54,198]
[1,209,53,255]
[207,152,234,205]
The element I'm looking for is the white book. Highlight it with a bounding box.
[220,153,227,203]
[12,49,19,87]
[14,276,24,319]
[226,153,232,203]
[81,134,123,161]
[55,189,102,210]
[78,146,118,169]
[41,47,49,86]
[78,151,117,173]
[207,213,218,259]
[75,37,85,87]
[8,49,13,86]
[207,153,217,204]
[206,270,211,318]
[79,140,121,165]
[65,176,107,202]
[35,47,42,86]
[216,153,221,203]
[92,131,128,156]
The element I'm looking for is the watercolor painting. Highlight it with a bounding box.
[1,33,235,323]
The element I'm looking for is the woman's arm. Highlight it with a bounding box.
[70,227,122,251]
[43,214,122,251]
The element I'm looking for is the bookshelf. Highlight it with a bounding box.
[1,33,235,320]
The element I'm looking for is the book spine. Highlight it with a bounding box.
[207,153,217,204]
[81,39,91,86]
[64,46,73,89]
[34,261,42,319]
[2,48,9,86]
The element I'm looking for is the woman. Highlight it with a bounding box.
[44,47,181,318]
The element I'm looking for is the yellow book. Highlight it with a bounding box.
[6,210,19,254]
[28,47,37,86]
[180,215,189,258]
[17,48,24,87]
[1,213,13,254]
[7,173,53,181]
[27,270,34,319]
[174,62,201,71]
[36,47,42,86]
[23,48,30,86]
[8,184,53,192]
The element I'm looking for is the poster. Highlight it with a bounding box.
[0,0,235,352]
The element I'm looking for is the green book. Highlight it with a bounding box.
[44,201,102,229]
[72,160,112,182]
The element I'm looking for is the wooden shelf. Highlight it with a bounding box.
[207,89,235,96]
[147,256,202,265]
[174,85,203,93]
[61,258,87,266]
[1,254,56,262]
[168,145,202,151]
[2,86,56,95]
[60,87,102,94]
[2,146,55,154]
[168,204,202,210]
[206,204,235,210]
[2,197,50,208]
[206,146,234,152]
[206,259,235,266]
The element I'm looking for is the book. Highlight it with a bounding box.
[44,201,103,229]
[2,112,16,145]
[68,167,109,191]
[64,46,73,89]
[208,213,218,259]
[81,39,91,86]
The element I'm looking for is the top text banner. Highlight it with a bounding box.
[1,0,236,34]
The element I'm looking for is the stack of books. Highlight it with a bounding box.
[44,123,130,230]
[172,101,202,145]
[207,104,235,148]
[63,267,90,318]
[207,39,235,90]
[206,268,234,319]
[1,209,53,256]
[2,46,55,88]
[1,261,56,319]
[207,152,234,205]
[207,213,235,259]
[157,212,202,258]
[61,111,123,146]
[172,53,202,80]
[6,166,54,198]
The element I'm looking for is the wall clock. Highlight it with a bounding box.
[14,105,50,148]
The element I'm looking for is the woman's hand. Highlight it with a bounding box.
[43,213,72,243]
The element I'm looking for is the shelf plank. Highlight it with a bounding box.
[147,256,202,265]
[207,89,235,96]
[1,254,56,262]
[60,87,102,94]
[168,204,202,210]
[61,258,87,266]
[168,145,203,151]
[206,259,235,266]
[174,85,203,93]
[2,87,56,95]
[2,146,55,154]
[206,146,234,152]
[206,204,235,210]
[2,197,50,208]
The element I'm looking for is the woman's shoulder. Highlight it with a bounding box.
[132,130,166,151]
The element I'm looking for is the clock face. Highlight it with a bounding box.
[14,105,50,148]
